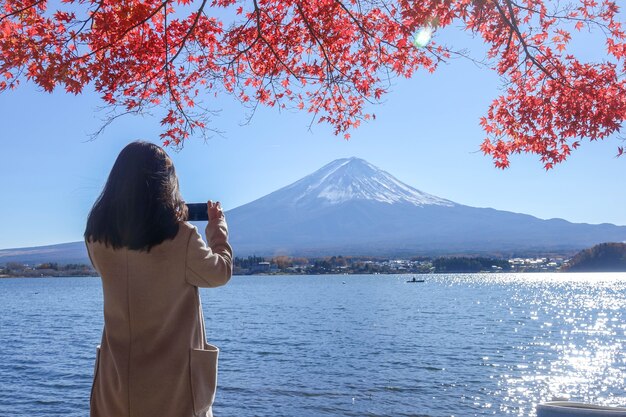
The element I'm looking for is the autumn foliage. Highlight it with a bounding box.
[1,0,624,168]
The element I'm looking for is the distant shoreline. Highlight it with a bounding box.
[3,271,626,279]
[0,272,99,279]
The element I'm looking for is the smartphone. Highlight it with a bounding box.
[186,203,208,221]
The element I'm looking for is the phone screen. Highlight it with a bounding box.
[186,203,208,221]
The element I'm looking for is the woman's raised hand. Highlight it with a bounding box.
[207,200,224,221]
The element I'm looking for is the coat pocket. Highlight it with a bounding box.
[190,344,219,416]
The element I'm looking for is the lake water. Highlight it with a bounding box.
[1,274,625,417]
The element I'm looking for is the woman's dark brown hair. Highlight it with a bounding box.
[85,141,188,251]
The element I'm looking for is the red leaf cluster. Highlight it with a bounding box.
[0,0,624,167]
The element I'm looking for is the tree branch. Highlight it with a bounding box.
[0,0,45,23]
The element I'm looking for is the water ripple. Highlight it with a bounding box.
[1,273,625,416]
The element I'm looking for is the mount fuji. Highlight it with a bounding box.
[225,157,626,256]
[3,157,626,264]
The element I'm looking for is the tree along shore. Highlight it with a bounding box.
[0,262,98,278]
[232,255,564,275]
[561,243,626,272]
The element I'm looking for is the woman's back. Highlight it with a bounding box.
[85,141,232,417]
[88,220,231,417]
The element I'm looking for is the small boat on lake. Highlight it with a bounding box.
[537,401,626,417]
[406,277,425,283]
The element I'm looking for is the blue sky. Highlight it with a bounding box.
[0,22,624,249]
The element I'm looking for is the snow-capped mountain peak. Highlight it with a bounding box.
[225,157,626,256]
[280,157,455,207]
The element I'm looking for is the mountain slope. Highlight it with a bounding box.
[225,158,626,256]
[0,242,89,265]
[563,243,626,272]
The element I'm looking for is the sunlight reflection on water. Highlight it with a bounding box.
[447,273,626,416]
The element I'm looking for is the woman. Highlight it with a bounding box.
[85,141,233,417]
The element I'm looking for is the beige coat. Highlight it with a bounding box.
[86,219,233,417]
